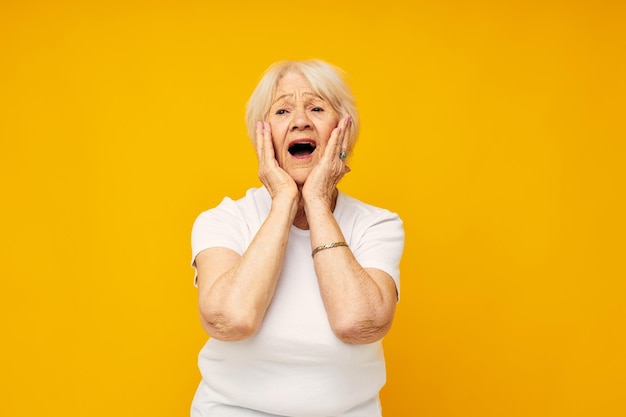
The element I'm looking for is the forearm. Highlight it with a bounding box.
[306,197,395,344]
[199,193,298,340]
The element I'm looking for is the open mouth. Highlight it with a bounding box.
[288,141,317,157]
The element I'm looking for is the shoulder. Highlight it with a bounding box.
[336,191,403,229]
[191,187,270,263]
[336,191,405,285]
[192,187,272,241]
[335,190,405,253]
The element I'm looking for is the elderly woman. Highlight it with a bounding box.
[190,59,404,417]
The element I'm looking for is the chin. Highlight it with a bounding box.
[292,177,308,188]
[289,171,310,187]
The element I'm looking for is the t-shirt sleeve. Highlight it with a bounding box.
[352,210,405,297]
[190,197,246,286]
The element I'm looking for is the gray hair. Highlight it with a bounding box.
[245,59,360,151]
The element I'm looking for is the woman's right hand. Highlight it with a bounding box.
[256,121,299,202]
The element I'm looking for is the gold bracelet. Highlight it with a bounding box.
[311,241,349,257]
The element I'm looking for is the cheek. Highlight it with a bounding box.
[269,118,288,135]
[268,120,281,131]
[268,122,287,155]
[321,122,338,140]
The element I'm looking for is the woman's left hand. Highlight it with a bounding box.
[301,115,351,207]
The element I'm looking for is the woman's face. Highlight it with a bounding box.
[267,71,340,186]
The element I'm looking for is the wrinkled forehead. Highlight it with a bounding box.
[271,91,324,105]
[272,71,325,102]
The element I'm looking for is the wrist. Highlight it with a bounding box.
[271,189,300,218]
[303,188,337,212]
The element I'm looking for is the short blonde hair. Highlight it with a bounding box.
[245,59,360,151]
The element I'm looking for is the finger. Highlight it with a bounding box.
[335,116,350,161]
[255,120,270,163]
[323,117,346,162]
[255,121,263,158]
[262,121,275,164]
[327,126,341,157]
[341,115,351,156]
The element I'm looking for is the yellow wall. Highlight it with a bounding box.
[1,1,624,416]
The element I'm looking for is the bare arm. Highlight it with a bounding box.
[306,199,398,344]
[196,122,299,341]
[303,117,398,344]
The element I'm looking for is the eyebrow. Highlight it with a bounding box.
[271,92,324,105]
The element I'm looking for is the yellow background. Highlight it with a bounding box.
[1,1,624,416]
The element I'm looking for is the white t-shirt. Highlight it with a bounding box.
[190,187,404,417]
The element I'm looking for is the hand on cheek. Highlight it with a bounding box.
[302,116,352,207]
[255,121,298,200]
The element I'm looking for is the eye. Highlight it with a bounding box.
[311,107,323,112]
[275,109,288,115]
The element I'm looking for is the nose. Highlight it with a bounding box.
[290,106,311,131]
